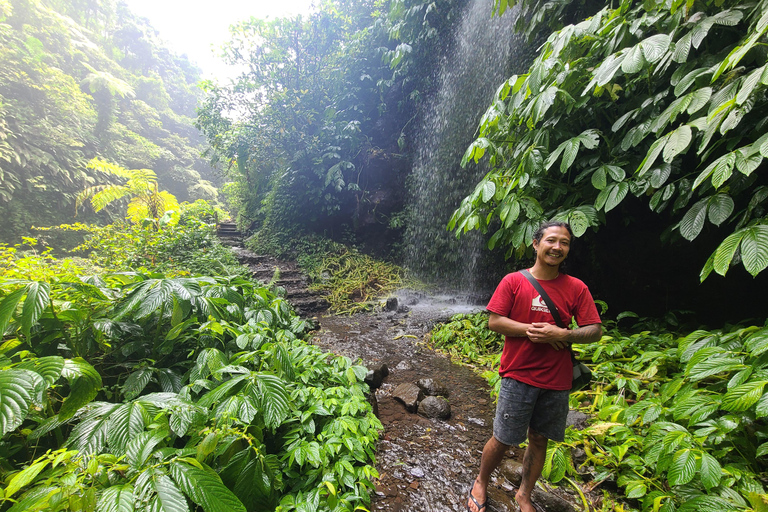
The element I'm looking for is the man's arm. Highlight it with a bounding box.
[488,312,533,338]
[563,323,602,344]
[489,311,602,351]
[527,322,602,350]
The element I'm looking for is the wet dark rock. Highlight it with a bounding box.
[417,378,450,398]
[531,488,577,512]
[571,447,586,466]
[418,395,451,420]
[499,459,523,486]
[566,410,591,430]
[395,361,411,371]
[386,297,399,311]
[397,305,410,313]
[393,383,423,413]
[367,391,379,417]
[365,364,390,389]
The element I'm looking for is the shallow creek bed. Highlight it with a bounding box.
[310,308,586,512]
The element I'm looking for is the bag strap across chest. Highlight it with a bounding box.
[519,269,565,328]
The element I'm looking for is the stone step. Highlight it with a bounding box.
[282,289,317,300]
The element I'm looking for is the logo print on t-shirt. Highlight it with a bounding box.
[531,295,550,313]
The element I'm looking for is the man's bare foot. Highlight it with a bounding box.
[467,480,487,512]
[514,489,536,512]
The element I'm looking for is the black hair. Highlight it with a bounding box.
[532,221,573,243]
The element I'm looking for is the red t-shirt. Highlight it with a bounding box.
[486,271,601,390]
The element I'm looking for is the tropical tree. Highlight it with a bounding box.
[76,157,179,224]
[197,0,414,248]
[450,0,768,280]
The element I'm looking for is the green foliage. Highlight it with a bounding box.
[0,211,381,511]
[77,158,180,225]
[452,0,768,279]
[428,312,504,393]
[305,247,405,315]
[68,201,244,278]
[431,311,768,510]
[198,0,446,246]
[249,229,405,315]
[0,0,216,242]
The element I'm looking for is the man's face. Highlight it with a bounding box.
[533,226,571,267]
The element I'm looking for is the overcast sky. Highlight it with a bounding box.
[122,0,316,80]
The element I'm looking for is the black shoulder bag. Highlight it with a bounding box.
[519,269,592,392]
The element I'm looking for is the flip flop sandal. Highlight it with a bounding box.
[467,482,487,512]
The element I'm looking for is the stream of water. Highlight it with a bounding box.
[404,0,526,292]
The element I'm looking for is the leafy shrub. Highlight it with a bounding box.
[249,230,406,314]
[0,220,381,511]
[69,201,248,278]
[428,312,504,396]
[429,312,768,511]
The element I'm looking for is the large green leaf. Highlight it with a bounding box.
[699,452,722,490]
[640,34,671,63]
[170,460,247,512]
[480,180,495,203]
[595,181,629,213]
[707,194,734,226]
[713,229,746,277]
[668,448,697,486]
[196,376,247,408]
[687,354,744,381]
[679,198,708,241]
[662,125,692,162]
[0,287,25,336]
[16,356,64,387]
[155,473,190,512]
[59,358,102,420]
[126,430,167,468]
[687,87,712,114]
[740,225,768,276]
[248,373,291,430]
[108,402,149,454]
[4,459,49,499]
[69,403,121,454]
[21,281,50,339]
[637,137,665,176]
[0,369,45,435]
[96,484,135,512]
[621,44,645,74]
[721,380,768,411]
[123,368,154,400]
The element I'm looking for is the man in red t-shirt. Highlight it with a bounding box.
[467,221,602,512]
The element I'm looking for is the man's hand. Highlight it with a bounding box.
[526,322,569,350]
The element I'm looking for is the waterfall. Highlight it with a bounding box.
[404,0,528,292]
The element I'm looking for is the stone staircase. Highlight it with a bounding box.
[229,247,329,317]
[216,222,243,246]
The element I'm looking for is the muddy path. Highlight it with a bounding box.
[310,305,581,512]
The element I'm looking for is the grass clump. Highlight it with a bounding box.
[305,246,404,314]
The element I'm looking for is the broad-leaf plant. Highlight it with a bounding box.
[451,0,768,280]
[0,211,380,512]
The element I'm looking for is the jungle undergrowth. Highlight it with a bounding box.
[428,311,768,512]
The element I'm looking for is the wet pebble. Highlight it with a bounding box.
[410,467,425,478]
[395,360,411,371]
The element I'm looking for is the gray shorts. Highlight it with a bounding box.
[493,377,569,446]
